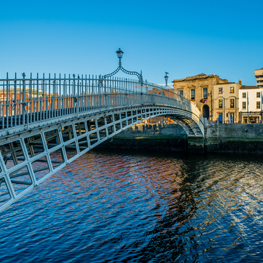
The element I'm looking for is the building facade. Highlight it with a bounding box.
[172,73,228,121]
[213,81,241,123]
[239,86,263,123]
[255,68,263,88]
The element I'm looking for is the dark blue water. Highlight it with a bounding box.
[1,150,263,262]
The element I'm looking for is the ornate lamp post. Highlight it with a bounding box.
[208,91,213,121]
[163,72,171,97]
[102,48,143,84]
[164,72,169,87]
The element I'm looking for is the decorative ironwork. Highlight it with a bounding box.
[102,48,143,84]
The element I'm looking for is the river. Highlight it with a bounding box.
[1,150,263,262]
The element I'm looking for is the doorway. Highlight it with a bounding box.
[218,113,223,123]
[230,113,234,123]
[203,105,209,119]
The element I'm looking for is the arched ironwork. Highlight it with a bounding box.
[102,48,143,85]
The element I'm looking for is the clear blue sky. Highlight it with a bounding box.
[0,0,262,85]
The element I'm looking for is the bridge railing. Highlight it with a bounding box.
[0,73,204,130]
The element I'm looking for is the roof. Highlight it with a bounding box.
[172,73,227,83]
[240,85,258,90]
[216,82,236,85]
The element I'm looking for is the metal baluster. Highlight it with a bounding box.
[29,72,33,124]
[91,75,94,109]
[85,74,87,110]
[18,77,22,127]
[53,73,56,118]
[69,74,72,114]
[22,72,26,127]
[59,73,61,117]
[40,73,44,122]
[63,74,66,116]
[6,73,10,129]
[89,75,92,110]
[1,76,4,129]
[36,73,39,122]
[77,75,79,117]
[48,73,51,120]
[14,73,17,127]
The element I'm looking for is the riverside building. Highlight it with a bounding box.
[239,86,263,123]
[172,73,228,121]
[213,81,241,123]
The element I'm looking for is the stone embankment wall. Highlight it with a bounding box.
[204,123,263,153]
[99,123,263,154]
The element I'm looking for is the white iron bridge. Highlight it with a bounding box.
[0,59,205,212]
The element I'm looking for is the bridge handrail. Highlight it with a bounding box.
[0,73,204,131]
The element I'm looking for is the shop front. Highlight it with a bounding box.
[242,113,262,123]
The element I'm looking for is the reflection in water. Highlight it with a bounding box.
[0,150,263,262]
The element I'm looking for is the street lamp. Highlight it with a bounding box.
[116,48,124,59]
[207,91,213,121]
[164,72,169,87]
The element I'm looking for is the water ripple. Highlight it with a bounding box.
[1,151,263,262]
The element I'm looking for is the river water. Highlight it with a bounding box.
[1,150,263,262]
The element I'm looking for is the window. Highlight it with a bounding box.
[203,88,207,99]
[230,99,234,108]
[191,89,195,100]
[219,99,223,108]
[257,92,260,98]
[230,87,234,93]
[242,102,246,109]
[218,87,223,94]
[257,101,260,109]
[179,90,183,96]
[242,93,246,98]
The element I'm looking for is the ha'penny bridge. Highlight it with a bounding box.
[0,49,205,212]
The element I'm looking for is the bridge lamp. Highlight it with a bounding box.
[116,48,124,66]
[164,72,169,86]
[116,48,124,59]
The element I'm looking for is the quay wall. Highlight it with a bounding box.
[204,123,263,153]
[98,123,263,154]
